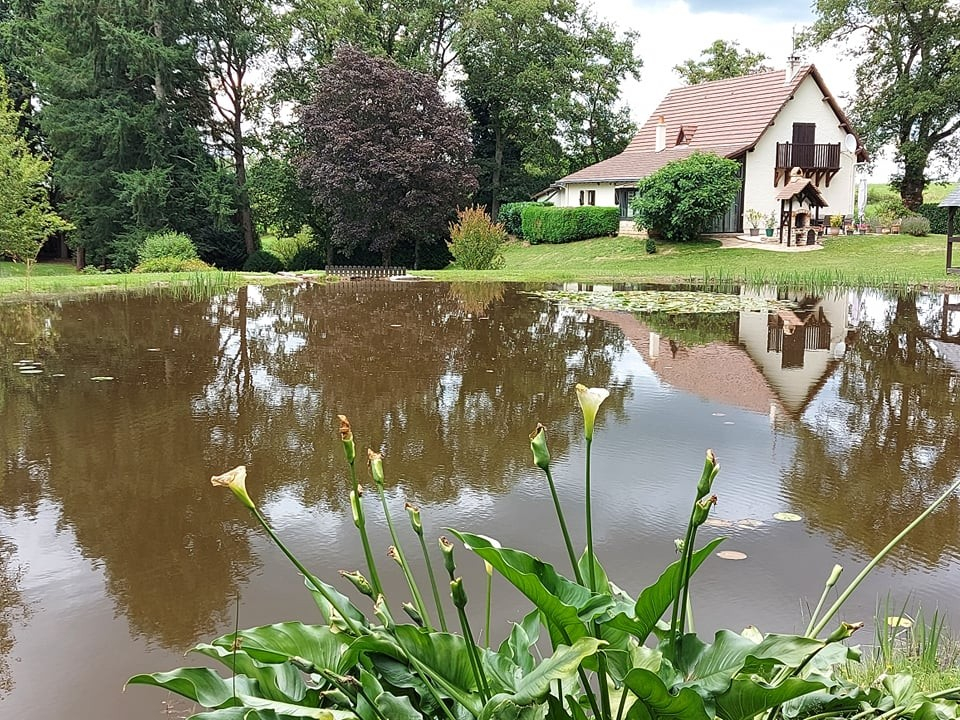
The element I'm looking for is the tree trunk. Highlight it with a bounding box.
[899,157,926,211]
[382,246,392,267]
[75,246,85,270]
[491,122,504,221]
[414,238,421,270]
[233,111,258,256]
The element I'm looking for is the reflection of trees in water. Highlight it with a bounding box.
[0,533,29,698]
[0,296,257,650]
[638,312,739,348]
[782,293,960,567]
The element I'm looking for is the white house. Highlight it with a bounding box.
[538,65,868,235]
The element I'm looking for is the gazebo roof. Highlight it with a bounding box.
[939,183,960,207]
[775,176,828,207]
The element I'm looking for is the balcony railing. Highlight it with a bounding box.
[775,142,841,171]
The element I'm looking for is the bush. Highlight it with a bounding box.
[499,201,548,238]
[133,257,212,273]
[242,249,285,273]
[520,206,619,244]
[138,230,199,263]
[900,215,931,236]
[630,153,742,242]
[447,206,507,270]
[917,204,950,234]
[645,238,657,254]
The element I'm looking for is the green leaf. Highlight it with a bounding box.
[452,531,593,645]
[392,624,483,716]
[238,696,359,719]
[510,637,603,706]
[621,668,710,720]
[303,576,368,630]
[127,668,259,708]
[714,676,824,720]
[190,710,305,720]
[192,644,308,703]
[499,610,541,676]
[632,539,723,641]
[213,623,349,673]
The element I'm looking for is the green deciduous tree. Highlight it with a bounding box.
[0,70,71,270]
[297,46,477,267]
[805,0,960,209]
[630,153,742,242]
[673,39,771,85]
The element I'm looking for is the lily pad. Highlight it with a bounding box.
[736,519,765,529]
[773,512,802,522]
[90,376,115,381]
[717,550,748,560]
[51,373,66,378]
[533,289,793,315]
[886,616,913,628]
[704,518,733,528]
[146,348,161,352]
[19,368,43,374]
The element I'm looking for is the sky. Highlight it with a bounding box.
[589,0,901,182]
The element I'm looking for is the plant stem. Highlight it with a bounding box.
[251,506,363,637]
[543,465,583,584]
[803,568,838,637]
[377,485,432,630]
[585,437,596,593]
[454,603,491,703]
[810,473,960,638]
[584,436,612,719]
[349,461,384,597]
[669,503,698,654]
[417,532,447,632]
[484,571,492,648]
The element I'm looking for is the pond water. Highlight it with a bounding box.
[2,281,960,719]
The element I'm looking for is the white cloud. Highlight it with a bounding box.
[590,0,899,182]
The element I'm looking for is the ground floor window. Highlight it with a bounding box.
[615,188,636,219]
[578,189,597,206]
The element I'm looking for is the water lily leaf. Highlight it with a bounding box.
[717,551,747,560]
[886,616,913,628]
[52,373,65,377]
[628,538,724,642]
[704,518,734,528]
[146,348,161,352]
[533,290,791,316]
[19,368,43,374]
[451,531,593,646]
[714,676,825,720]
[736,519,765,529]
[212,623,349,673]
[90,376,115,381]
[773,512,802,522]
[621,668,709,720]
[127,667,259,708]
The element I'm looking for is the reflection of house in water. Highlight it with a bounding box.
[591,288,855,418]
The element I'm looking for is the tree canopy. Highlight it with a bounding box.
[673,39,770,85]
[297,46,477,267]
[805,0,960,209]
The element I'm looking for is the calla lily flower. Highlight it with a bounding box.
[367,448,385,488]
[575,384,609,441]
[338,415,356,465]
[210,465,255,511]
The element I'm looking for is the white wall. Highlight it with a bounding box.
[552,182,619,209]
[742,73,858,230]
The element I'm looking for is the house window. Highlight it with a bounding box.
[579,190,584,206]
[586,190,596,206]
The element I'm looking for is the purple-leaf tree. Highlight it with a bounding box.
[297,46,478,268]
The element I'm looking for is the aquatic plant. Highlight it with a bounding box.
[130,385,960,720]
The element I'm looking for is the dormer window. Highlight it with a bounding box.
[676,124,697,146]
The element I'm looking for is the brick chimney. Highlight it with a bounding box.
[655,116,667,152]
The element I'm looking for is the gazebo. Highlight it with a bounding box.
[776,168,829,246]
[941,183,960,273]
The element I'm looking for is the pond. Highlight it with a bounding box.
[2,281,960,719]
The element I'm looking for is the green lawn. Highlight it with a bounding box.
[419,233,957,287]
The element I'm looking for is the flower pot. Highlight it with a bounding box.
[828,227,840,235]
[765,228,774,237]
[748,228,759,236]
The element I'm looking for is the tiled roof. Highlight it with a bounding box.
[774,176,828,206]
[560,65,865,184]
[939,183,960,207]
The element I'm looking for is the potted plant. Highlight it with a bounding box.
[828,214,843,235]
[765,211,776,237]
[856,215,868,234]
[746,208,764,236]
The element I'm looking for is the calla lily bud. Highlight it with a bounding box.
[349,491,361,527]
[402,602,424,626]
[338,415,356,465]
[405,502,423,536]
[484,561,494,577]
[674,538,685,554]
[450,577,468,609]
[373,595,393,627]
[575,384,609,441]
[692,495,718,526]
[825,621,864,643]
[339,570,374,598]
[210,465,255,511]
[529,423,551,471]
[826,564,843,588]
[387,545,401,566]
[439,536,456,578]
[367,449,385,488]
[696,449,720,499]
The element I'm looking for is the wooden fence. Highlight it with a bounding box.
[325,265,407,279]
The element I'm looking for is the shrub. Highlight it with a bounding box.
[875,197,910,226]
[138,230,199,263]
[900,215,931,236]
[630,153,742,242]
[447,206,507,270]
[499,201,547,238]
[133,257,212,273]
[242,249,285,273]
[645,238,657,254]
[917,204,950,234]
[520,206,619,244]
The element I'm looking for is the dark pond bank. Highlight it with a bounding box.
[2,281,960,719]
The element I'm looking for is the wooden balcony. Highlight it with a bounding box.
[774,142,841,187]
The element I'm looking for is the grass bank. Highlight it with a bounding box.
[420,232,959,288]
[0,262,297,300]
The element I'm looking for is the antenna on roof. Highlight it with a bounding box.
[786,26,802,81]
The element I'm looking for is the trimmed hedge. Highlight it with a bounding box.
[242,249,285,273]
[499,201,550,238]
[916,204,950,234]
[520,206,619,244]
